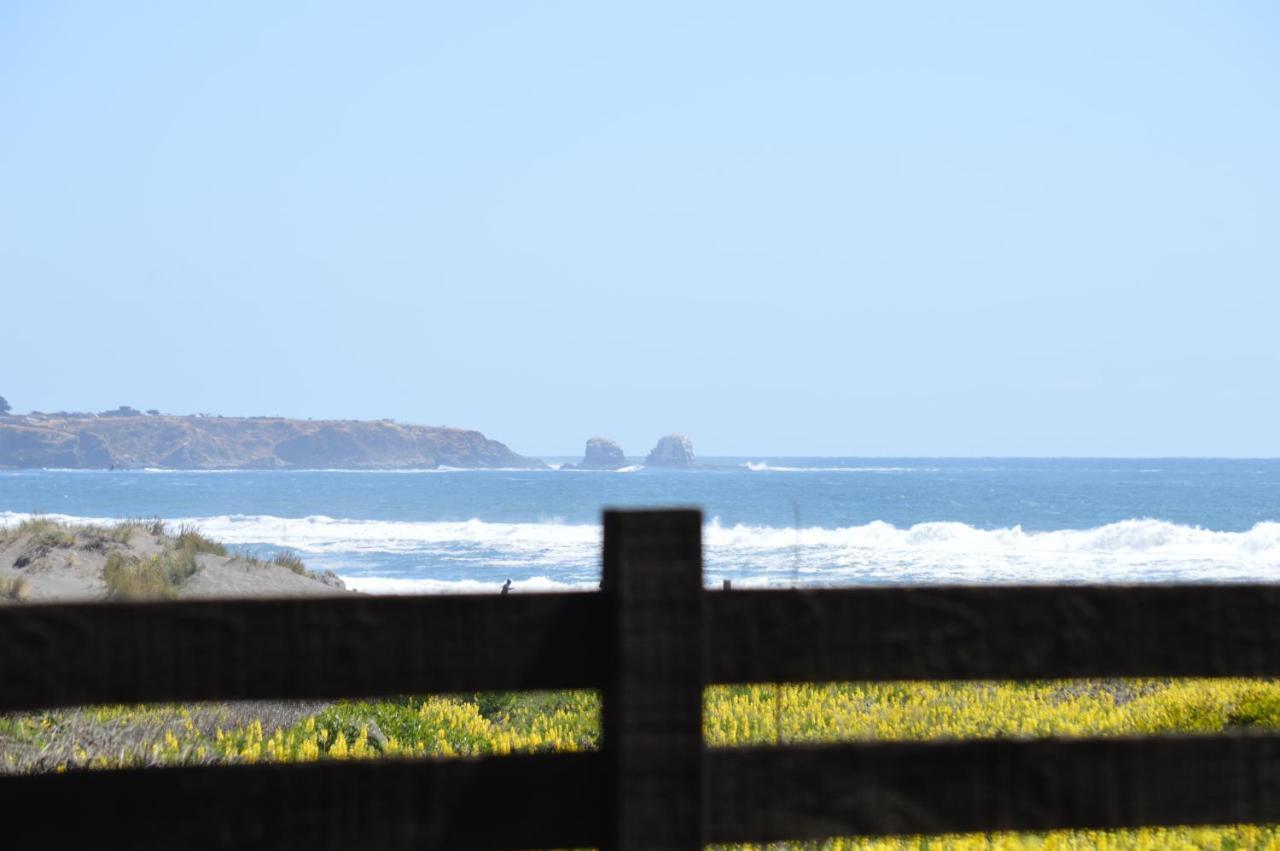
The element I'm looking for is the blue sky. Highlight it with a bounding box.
[2,2,1276,456]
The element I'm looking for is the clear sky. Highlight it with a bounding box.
[1,3,1276,457]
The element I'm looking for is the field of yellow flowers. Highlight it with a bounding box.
[5,680,1280,849]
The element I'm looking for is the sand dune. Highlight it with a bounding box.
[0,518,350,603]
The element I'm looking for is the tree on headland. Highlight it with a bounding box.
[0,396,10,415]
[100,406,142,417]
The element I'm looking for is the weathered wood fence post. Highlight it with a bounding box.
[601,509,705,850]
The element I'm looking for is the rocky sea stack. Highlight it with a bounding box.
[645,434,695,468]
[566,437,627,470]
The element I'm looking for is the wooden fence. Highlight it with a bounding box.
[4,508,1280,849]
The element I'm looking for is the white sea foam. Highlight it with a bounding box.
[743,462,940,473]
[706,518,1280,584]
[179,514,602,565]
[4,511,1278,586]
[139,468,246,474]
[341,575,590,595]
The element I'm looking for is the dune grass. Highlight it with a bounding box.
[1,516,165,548]
[0,575,30,601]
[270,550,307,575]
[1,517,77,548]
[176,524,227,556]
[102,546,201,600]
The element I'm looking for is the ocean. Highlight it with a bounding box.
[1,459,1278,593]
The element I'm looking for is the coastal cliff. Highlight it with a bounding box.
[0,414,543,470]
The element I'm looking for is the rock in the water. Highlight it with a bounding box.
[645,434,695,467]
[573,437,627,470]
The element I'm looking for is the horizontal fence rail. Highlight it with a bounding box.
[0,594,608,712]
[4,509,1280,849]
[706,583,1280,684]
[7,735,1280,849]
[1,751,608,850]
[707,734,1280,843]
[8,584,1280,712]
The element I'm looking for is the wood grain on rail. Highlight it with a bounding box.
[707,584,1280,683]
[0,593,607,711]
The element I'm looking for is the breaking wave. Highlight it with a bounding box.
[5,511,1279,588]
[345,575,590,595]
[700,518,1280,585]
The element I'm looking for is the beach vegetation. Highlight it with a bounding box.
[9,679,1280,763]
[0,576,30,601]
[176,524,227,556]
[106,519,165,544]
[6,517,77,549]
[270,550,307,575]
[216,546,313,577]
[102,552,172,599]
[8,681,1280,846]
[165,547,201,585]
[102,548,200,600]
[108,521,136,544]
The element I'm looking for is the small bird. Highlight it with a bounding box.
[500,579,512,594]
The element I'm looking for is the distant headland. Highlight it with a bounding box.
[0,406,543,470]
